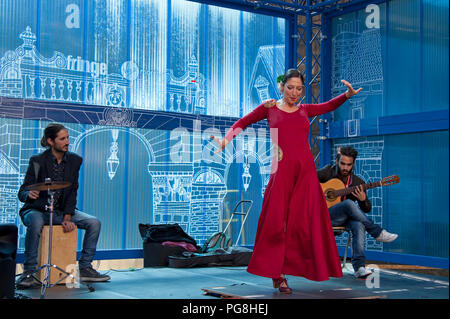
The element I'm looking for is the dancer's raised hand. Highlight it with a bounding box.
[210,136,228,154]
[341,79,363,98]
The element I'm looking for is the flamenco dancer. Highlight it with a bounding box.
[212,69,362,293]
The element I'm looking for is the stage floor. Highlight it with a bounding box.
[16,263,448,300]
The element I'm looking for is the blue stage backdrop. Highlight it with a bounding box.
[0,0,286,117]
[327,0,448,260]
[0,0,286,253]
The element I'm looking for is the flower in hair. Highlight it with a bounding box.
[277,75,284,83]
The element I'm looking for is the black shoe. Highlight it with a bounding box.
[79,266,111,282]
[16,270,39,289]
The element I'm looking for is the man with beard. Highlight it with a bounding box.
[317,146,398,278]
[16,123,110,288]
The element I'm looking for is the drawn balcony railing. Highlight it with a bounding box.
[20,67,128,107]
[0,27,128,107]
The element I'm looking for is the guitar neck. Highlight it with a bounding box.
[334,180,382,197]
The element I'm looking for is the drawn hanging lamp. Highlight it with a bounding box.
[106,129,120,180]
[242,160,251,192]
[241,139,252,191]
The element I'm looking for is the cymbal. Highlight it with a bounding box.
[26,181,71,191]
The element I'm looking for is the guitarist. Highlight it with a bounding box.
[317,146,398,278]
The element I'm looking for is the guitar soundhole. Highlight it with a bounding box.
[325,189,336,201]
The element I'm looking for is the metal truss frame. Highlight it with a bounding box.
[189,0,387,167]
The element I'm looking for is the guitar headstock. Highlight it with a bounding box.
[381,175,400,186]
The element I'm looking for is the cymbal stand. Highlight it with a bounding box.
[28,185,75,299]
[21,179,95,297]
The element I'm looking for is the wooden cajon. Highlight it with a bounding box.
[38,225,77,285]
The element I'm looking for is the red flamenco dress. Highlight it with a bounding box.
[224,93,348,281]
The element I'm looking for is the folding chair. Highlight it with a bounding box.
[333,226,351,269]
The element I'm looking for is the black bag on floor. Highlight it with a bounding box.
[139,223,200,267]
[165,200,254,268]
[168,246,253,268]
[143,242,187,267]
[138,223,199,247]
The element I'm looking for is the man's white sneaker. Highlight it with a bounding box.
[354,267,373,278]
[375,229,398,243]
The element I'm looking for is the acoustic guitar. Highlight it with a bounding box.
[321,175,400,208]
